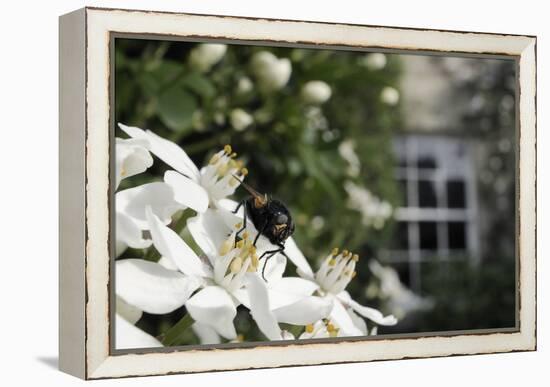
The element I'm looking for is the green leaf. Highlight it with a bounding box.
[297,146,341,202]
[158,87,197,132]
[161,313,195,346]
[183,72,216,99]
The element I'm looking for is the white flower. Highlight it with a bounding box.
[115,138,153,189]
[344,181,392,229]
[230,108,254,131]
[237,77,253,94]
[250,51,292,92]
[361,53,387,70]
[301,81,332,105]
[115,182,183,257]
[380,86,400,106]
[118,123,248,211]
[189,43,227,72]
[338,139,361,177]
[117,207,329,342]
[116,296,162,349]
[296,248,398,337]
[369,260,435,319]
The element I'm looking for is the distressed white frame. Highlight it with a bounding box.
[59,7,537,380]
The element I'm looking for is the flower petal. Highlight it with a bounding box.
[116,314,162,349]
[116,296,142,325]
[164,170,209,213]
[269,277,319,297]
[273,296,333,325]
[116,259,201,314]
[285,237,314,279]
[187,209,230,263]
[116,210,152,255]
[259,253,287,283]
[329,297,364,336]
[245,274,283,340]
[146,207,210,277]
[347,308,368,336]
[116,182,182,229]
[186,286,237,340]
[115,137,153,189]
[337,291,398,326]
[192,322,221,345]
[118,123,200,180]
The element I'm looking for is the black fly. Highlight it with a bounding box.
[231,175,295,280]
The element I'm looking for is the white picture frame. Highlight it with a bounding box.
[59,7,537,379]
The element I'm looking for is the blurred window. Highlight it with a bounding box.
[382,135,480,292]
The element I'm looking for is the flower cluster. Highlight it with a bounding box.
[114,124,398,348]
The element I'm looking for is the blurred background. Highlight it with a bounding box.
[115,38,516,343]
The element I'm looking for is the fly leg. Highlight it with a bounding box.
[258,243,285,281]
[233,200,247,247]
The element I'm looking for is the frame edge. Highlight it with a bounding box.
[59,7,87,380]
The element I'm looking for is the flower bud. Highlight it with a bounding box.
[301,81,332,105]
[230,108,254,131]
[189,44,227,72]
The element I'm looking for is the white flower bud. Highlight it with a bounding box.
[250,51,292,92]
[115,138,153,189]
[362,53,387,70]
[230,108,254,131]
[237,77,253,94]
[189,44,227,72]
[380,86,400,106]
[301,80,332,105]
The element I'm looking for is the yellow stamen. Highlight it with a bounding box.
[242,231,249,240]
[236,334,244,342]
[120,168,127,177]
[241,167,249,176]
[351,271,357,279]
[230,257,243,273]
[342,249,349,257]
[236,239,245,249]
[352,254,359,262]
[235,222,243,229]
[224,144,232,154]
[305,324,314,333]
[216,163,229,177]
[209,153,221,165]
[229,177,239,187]
[230,152,237,158]
[328,258,337,266]
[251,253,259,267]
[329,329,339,338]
[331,247,339,256]
[219,238,233,256]
[326,323,336,332]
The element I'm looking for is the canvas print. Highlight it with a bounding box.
[113,38,516,350]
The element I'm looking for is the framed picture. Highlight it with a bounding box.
[59,7,537,379]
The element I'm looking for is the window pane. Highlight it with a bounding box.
[397,178,408,206]
[419,221,438,250]
[392,221,409,250]
[418,180,437,208]
[393,262,412,288]
[448,221,466,249]
[417,155,437,169]
[447,180,466,208]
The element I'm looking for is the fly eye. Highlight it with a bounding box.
[276,213,288,225]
